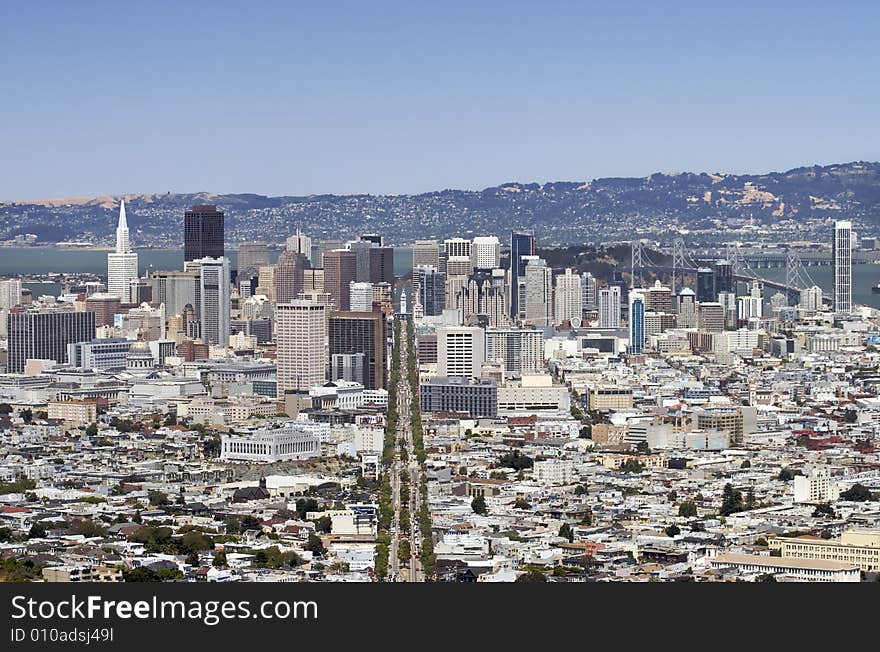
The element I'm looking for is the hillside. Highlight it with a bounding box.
[2,162,879,247]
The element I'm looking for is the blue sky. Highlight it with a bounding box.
[1,1,878,199]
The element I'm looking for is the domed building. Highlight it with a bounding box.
[126,339,155,371]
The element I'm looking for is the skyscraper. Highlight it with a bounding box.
[0,278,23,309]
[348,239,374,282]
[509,230,535,318]
[198,257,230,346]
[833,220,852,314]
[184,205,224,263]
[274,250,309,304]
[581,272,598,312]
[523,257,553,326]
[554,268,583,327]
[276,301,327,397]
[286,228,312,257]
[368,247,394,284]
[713,260,734,295]
[443,238,471,259]
[437,325,485,379]
[7,308,96,373]
[471,236,501,269]
[236,242,269,297]
[349,282,374,312]
[628,290,646,354]
[323,250,357,311]
[107,201,138,303]
[696,267,716,303]
[413,265,446,316]
[598,286,621,328]
[412,240,441,270]
[328,310,386,389]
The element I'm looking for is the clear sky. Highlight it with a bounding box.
[2,0,878,200]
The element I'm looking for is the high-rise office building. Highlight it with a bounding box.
[581,272,598,312]
[0,278,23,309]
[713,260,734,295]
[286,228,312,257]
[323,249,357,311]
[276,301,327,397]
[644,280,673,313]
[7,308,96,373]
[800,285,824,313]
[198,257,230,346]
[554,268,583,327]
[523,258,553,326]
[628,291,646,354]
[833,220,852,314]
[107,201,138,303]
[413,265,446,316]
[509,230,535,318]
[368,247,394,284]
[149,269,200,318]
[328,310,386,389]
[275,250,309,304]
[437,325,485,379]
[236,242,269,296]
[349,282,374,312]
[443,238,471,259]
[348,239,374,283]
[484,328,544,375]
[457,268,508,327]
[361,233,383,246]
[676,287,696,328]
[412,240,441,271]
[696,268,716,303]
[84,293,121,327]
[184,205,224,263]
[598,286,622,328]
[471,236,501,269]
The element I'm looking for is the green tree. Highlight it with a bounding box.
[20,408,33,423]
[212,550,227,567]
[678,501,698,518]
[516,569,547,583]
[574,484,588,496]
[840,483,874,502]
[558,523,574,542]
[719,483,744,516]
[513,497,531,510]
[471,495,488,515]
[305,533,326,558]
[740,459,751,469]
[185,551,200,566]
[635,441,651,455]
[85,422,98,437]
[664,524,681,537]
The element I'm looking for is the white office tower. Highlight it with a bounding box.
[581,272,597,311]
[799,285,824,313]
[737,295,763,323]
[107,200,139,303]
[676,287,696,328]
[554,268,583,327]
[443,237,471,259]
[412,240,440,270]
[523,257,553,326]
[598,286,621,328]
[833,220,852,314]
[349,281,374,312]
[437,325,485,379]
[471,236,501,269]
[286,227,312,256]
[445,256,473,277]
[276,300,327,398]
[0,278,22,309]
[198,257,230,345]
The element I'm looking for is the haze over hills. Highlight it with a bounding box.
[2,161,880,248]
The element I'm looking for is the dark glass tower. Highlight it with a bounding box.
[713,260,733,294]
[696,267,716,303]
[509,230,535,318]
[184,205,225,263]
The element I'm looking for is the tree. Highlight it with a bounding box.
[498,451,534,471]
[667,490,677,502]
[678,501,698,518]
[635,441,651,455]
[180,530,213,554]
[756,573,777,583]
[305,533,326,558]
[745,488,756,511]
[719,483,744,516]
[664,524,681,537]
[840,484,874,502]
[513,498,531,510]
[471,495,488,515]
[558,523,574,542]
[70,519,107,538]
[185,551,200,567]
[0,403,12,415]
[28,522,48,539]
[754,537,768,547]
[619,458,644,474]
[740,459,751,469]
[574,484,588,496]
[148,490,170,507]
[515,569,547,583]
[85,422,98,437]
[212,550,227,567]
[812,503,835,518]
[778,467,801,482]
[295,498,320,519]
[313,516,332,533]
[20,408,33,423]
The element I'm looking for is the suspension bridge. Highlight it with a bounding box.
[627,239,832,305]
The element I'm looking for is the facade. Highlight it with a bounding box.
[770,530,880,572]
[198,257,230,346]
[709,553,859,582]
[8,309,96,373]
[286,228,312,257]
[106,200,138,303]
[484,328,544,375]
[833,220,852,314]
[598,286,621,328]
[184,205,224,263]
[328,310,386,389]
[697,302,725,333]
[437,326,485,379]
[0,278,22,309]
[676,288,696,328]
[368,247,394,285]
[532,459,575,485]
[236,242,269,296]
[585,386,633,411]
[149,270,199,318]
[414,265,446,316]
[471,236,501,269]
[323,249,357,311]
[696,267,715,303]
[554,268,582,327]
[793,465,840,504]
[84,293,121,327]
[220,423,321,462]
[412,240,441,270]
[420,377,498,418]
[276,301,327,397]
[509,230,535,319]
[443,238,471,259]
[275,250,308,304]
[67,337,133,370]
[48,400,98,424]
[523,258,553,326]
[713,259,733,294]
[349,282,374,312]
[457,268,508,327]
[581,272,598,311]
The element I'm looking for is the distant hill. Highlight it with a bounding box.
[2,161,879,247]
